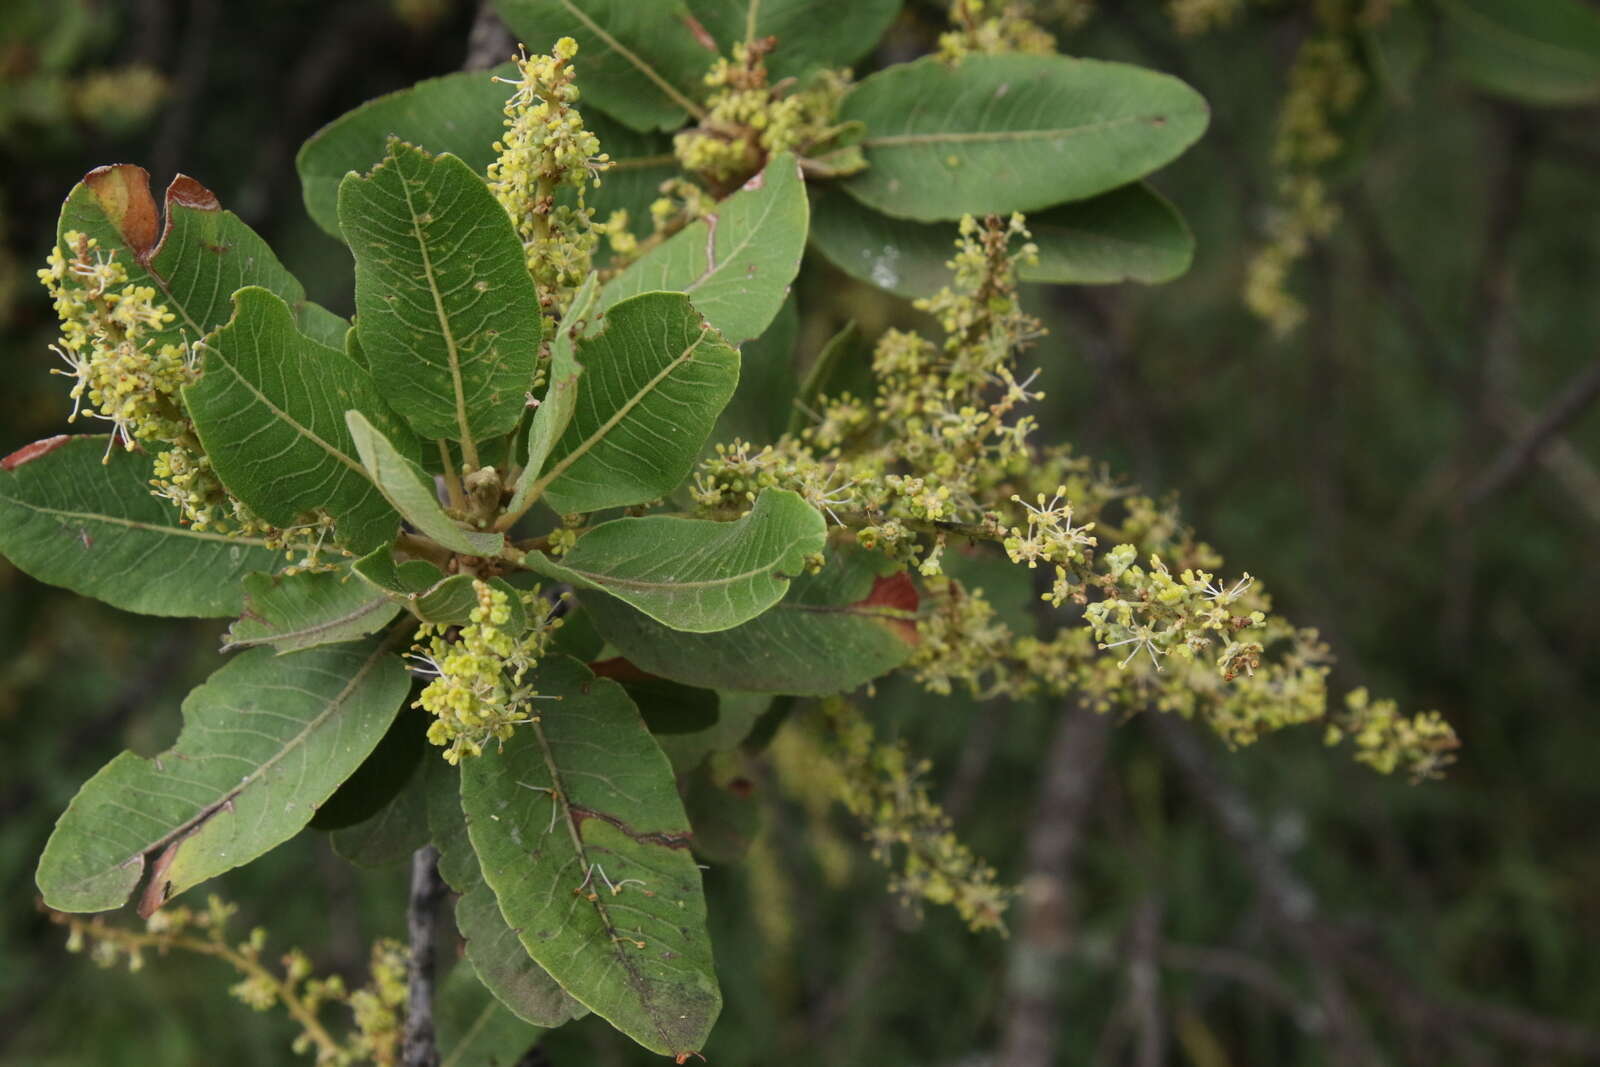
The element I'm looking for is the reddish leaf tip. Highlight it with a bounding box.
[83,164,159,260]
[2,434,71,471]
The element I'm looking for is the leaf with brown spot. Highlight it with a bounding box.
[461,655,720,1057]
[37,640,410,913]
[55,164,343,347]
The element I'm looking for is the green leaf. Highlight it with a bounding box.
[714,293,797,446]
[810,182,1194,298]
[685,0,902,82]
[521,488,825,632]
[298,68,513,237]
[601,152,808,344]
[492,0,712,132]
[531,291,740,514]
[314,708,428,832]
[839,54,1209,222]
[683,756,760,864]
[460,655,719,1057]
[340,141,543,445]
[37,640,410,913]
[296,64,676,253]
[351,548,494,625]
[0,435,284,618]
[508,272,598,519]
[583,544,918,693]
[789,320,873,436]
[184,287,412,553]
[436,964,545,1067]
[1439,0,1600,105]
[428,764,590,1029]
[56,166,328,350]
[345,411,505,558]
[224,568,402,653]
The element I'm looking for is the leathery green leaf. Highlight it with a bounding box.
[184,287,413,554]
[507,272,598,519]
[1439,0,1600,105]
[340,141,542,446]
[840,54,1208,222]
[521,488,826,633]
[345,410,505,558]
[684,0,902,82]
[36,639,410,913]
[600,152,807,345]
[224,568,402,654]
[532,291,739,515]
[584,544,919,694]
[427,761,589,1028]
[810,183,1195,298]
[461,655,719,1057]
[491,0,712,132]
[0,435,283,618]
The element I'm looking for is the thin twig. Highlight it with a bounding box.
[1468,359,1600,505]
[403,845,446,1067]
[997,702,1112,1067]
[1127,896,1166,1067]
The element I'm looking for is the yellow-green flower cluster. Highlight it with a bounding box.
[38,231,192,449]
[1167,0,1244,35]
[939,0,1059,61]
[693,210,1457,774]
[57,895,408,1066]
[819,699,1013,932]
[488,38,613,312]
[412,580,557,763]
[1245,14,1369,334]
[1328,687,1460,780]
[36,231,327,551]
[674,40,859,185]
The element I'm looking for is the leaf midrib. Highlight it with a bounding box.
[530,714,678,1052]
[226,593,396,651]
[394,158,477,449]
[1,494,276,547]
[862,112,1190,148]
[67,640,395,891]
[529,328,713,500]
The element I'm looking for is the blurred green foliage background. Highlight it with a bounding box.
[2,1,1598,1064]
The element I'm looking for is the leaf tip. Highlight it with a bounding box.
[83,164,160,259]
[1,434,71,472]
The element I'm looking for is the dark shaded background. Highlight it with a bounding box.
[3,1,1598,1064]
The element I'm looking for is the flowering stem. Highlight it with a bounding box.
[50,912,344,1061]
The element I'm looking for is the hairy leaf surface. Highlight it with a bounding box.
[508,272,597,519]
[428,762,590,1028]
[0,436,283,617]
[184,287,412,553]
[461,655,719,1056]
[840,54,1208,221]
[584,545,918,693]
[522,488,825,632]
[341,142,542,445]
[346,411,505,558]
[534,291,739,514]
[225,568,402,653]
[600,153,807,344]
[37,640,409,913]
